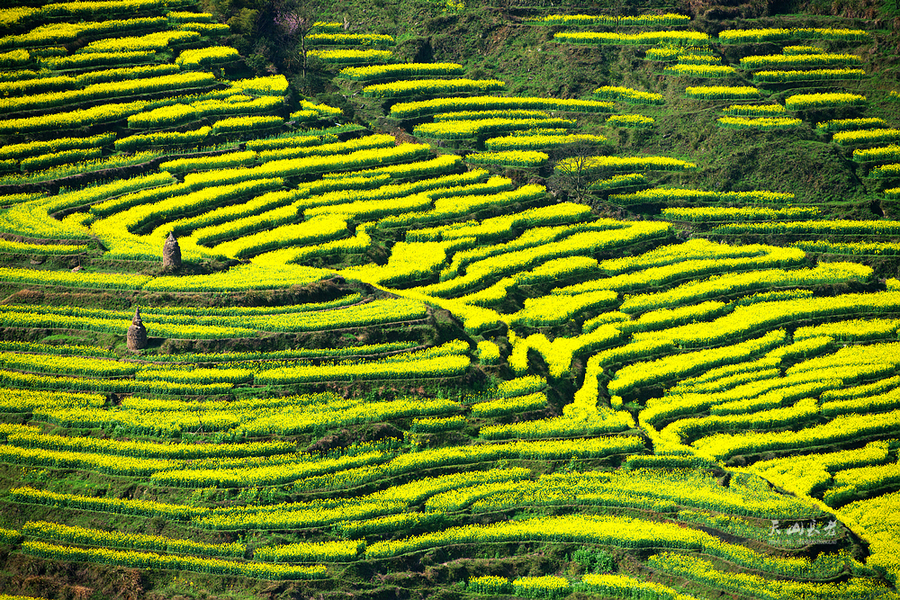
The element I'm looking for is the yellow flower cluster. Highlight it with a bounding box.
[555,31,709,45]
[558,155,696,173]
[435,109,550,121]
[802,321,900,348]
[0,49,30,68]
[484,133,606,151]
[753,68,865,82]
[78,29,199,53]
[468,575,511,594]
[307,49,393,64]
[160,149,256,175]
[471,391,547,418]
[0,239,87,255]
[424,221,669,297]
[593,85,664,104]
[590,172,647,191]
[608,330,785,396]
[362,77,504,98]
[685,85,760,99]
[22,540,327,580]
[0,442,182,476]
[255,354,469,386]
[579,573,698,600]
[694,402,900,462]
[43,50,157,70]
[852,144,900,162]
[513,576,571,598]
[794,240,900,255]
[176,46,239,68]
[648,552,882,600]
[841,490,900,582]
[260,134,393,162]
[410,415,467,432]
[665,64,736,77]
[832,127,900,146]
[876,163,900,180]
[177,22,230,35]
[721,103,785,115]
[391,95,614,118]
[605,114,655,127]
[20,147,102,172]
[739,52,861,69]
[0,17,165,46]
[531,13,690,27]
[306,33,395,46]
[0,132,115,162]
[23,521,245,558]
[0,6,38,27]
[254,540,363,562]
[12,486,205,520]
[0,100,148,134]
[173,145,423,195]
[210,115,283,134]
[718,27,868,43]
[466,150,548,167]
[785,92,866,110]
[717,116,802,129]
[677,53,720,64]
[621,262,860,315]
[229,74,289,96]
[783,44,825,54]
[9,429,292,460]
[339,62,464,81]
[415,117,576,140]
[713,218,900,235]
[661,206,818,221]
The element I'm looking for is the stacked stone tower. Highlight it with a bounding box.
[162,232,181,270]
[126,308,148,351]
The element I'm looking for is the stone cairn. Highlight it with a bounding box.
[162,232,181,270]
[126,308,148,351]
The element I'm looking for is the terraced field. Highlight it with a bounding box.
[1,0,900,599]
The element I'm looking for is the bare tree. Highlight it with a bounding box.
[549,140,603,206]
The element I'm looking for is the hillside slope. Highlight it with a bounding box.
[0,1,900,599]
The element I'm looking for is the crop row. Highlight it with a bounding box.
[361,78,505,99]
[753,68,866,83]
[308,49,393,64]
[484,133,607,151]
[127,95,282,129]
[529,13,690,27]
[22,540,326,580]
[718,116,803,129]
[648,553,881,600]
[390,95,615,119]
[23,521,244,559]
[609,187,794,204]
[593,86,664,104]
[414,117,576,140]
[6,430,294,460]
[554,31,710,45]
[558,155,696,173]
[339,62,464,81]
[660,206,819,221]
[718,27,868,43]
[0,16,169,48]
[712,219,900,234]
